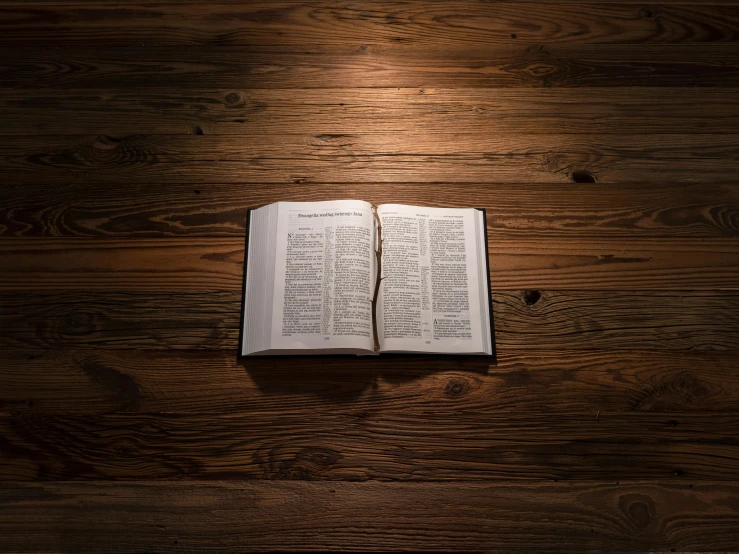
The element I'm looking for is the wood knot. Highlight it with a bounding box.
[111,437,139,457]
[277,447,341,479]
[630,372,710,411]
[541,153,563,172]
[639,7,656,18]
[571,169,596,183]
[314,134,350,144]
[445,378,470,398]
[523,290,541,306]
[61,311,96,336]
[628,501,653,527]
[619,494,656,529]
[80,357,141,410]
[92,134,121,150]
[524,44,550,57]
[224,91,244,107]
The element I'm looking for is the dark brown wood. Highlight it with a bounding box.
[2,349,738,414]
[4,134,739,186]
[1,481,737,552]
[3,290,739,351]
[3,180,739,238]
[2,237,738,290]
[8,0,739,3]
[3,44,739,89]
[1,410,738,481]
[1,3,739,48]
[2,0,739,549]
[2,88,739,135]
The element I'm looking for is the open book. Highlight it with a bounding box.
[239,200,494,356]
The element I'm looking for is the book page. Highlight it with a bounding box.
[377,204,490,354]
[268,200,376,352]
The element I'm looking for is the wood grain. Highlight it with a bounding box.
[2,410,738,481]
[1,0,739,550]
[3,180,739,238]
[1,481,737,552]
[4,133,739,186]
[2,349,738,414]
[3,44,739,89]
[2,88,738,135]
[2,237,738,290]
[3,290,738,351]
[1,3,738,48]
[7,0,739,4]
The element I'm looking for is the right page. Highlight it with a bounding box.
[376,204,492,355]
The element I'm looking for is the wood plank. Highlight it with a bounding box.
[3,179,739,239]
[0,182,736,238]
[2,349,738,414]
[0,291,241,350]
[2,290,738,351]
[4,44,739,89]
[1,88,738,135]
[1,237,738,291]
[494,291,739,349]
[8,0,739,4]
[4,133,739,185]
[1,481,737,552]
[1,3,738,48]
[1,410,738,480]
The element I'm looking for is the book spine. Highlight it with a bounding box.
[371,205,383,352]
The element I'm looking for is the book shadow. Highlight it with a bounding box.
[238,293,497,403]
[239,352,496,404]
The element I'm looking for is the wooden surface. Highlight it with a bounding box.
[1,1,738,552]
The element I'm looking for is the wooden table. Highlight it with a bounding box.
[1,1,739,551]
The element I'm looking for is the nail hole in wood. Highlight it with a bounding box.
[190,125,204,135]
[511,33,517,39]
[571,169,596,183]
[674,470,684,476]
[668,420,678,427]
[524,290,541,306]
[193,189,200,195]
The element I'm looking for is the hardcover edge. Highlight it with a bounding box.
[477,207,497,358]
[236,208,253,360]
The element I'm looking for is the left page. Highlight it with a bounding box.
[267,200,376,354]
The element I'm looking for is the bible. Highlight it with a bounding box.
[239,200,494,356]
